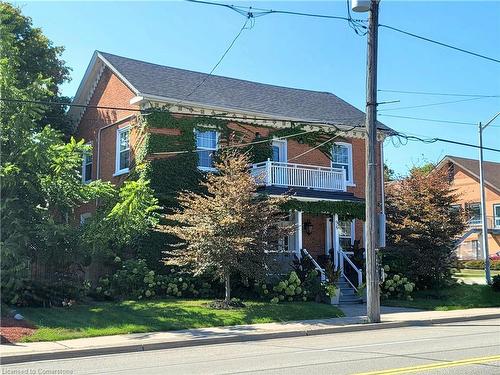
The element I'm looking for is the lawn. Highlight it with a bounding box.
[19,299,343,342]
[383,284,500,311]
[454,268,500,283]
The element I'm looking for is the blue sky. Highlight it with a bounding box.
[16,1,500,174]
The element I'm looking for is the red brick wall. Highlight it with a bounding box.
[75,69,383,250]
[74,67,138,218]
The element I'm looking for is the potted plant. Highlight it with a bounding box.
[324,282,340,305]
[323,260,341,305]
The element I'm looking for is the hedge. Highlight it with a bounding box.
[459,260,500,270]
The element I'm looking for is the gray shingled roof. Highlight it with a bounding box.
[446,155,500,190]
[98,51,391,131]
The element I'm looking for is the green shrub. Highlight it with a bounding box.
[380,265,415,300]
[93,258,220,300]
[492,275,500,292]
[460,260,500,270]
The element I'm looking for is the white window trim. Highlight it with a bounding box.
[332,142,354,186]
[338,219,355,248]
[114,126,131,176]
[82,143,93,184]
[196,129,219,172]
[494,204,500,228]
[271,139,288,162]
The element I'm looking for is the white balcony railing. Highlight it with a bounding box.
[250,159,347,192]
[468,216,494,228]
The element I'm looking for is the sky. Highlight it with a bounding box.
[14,0,500,175]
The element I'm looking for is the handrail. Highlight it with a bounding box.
[339,250,362,291]
[302,248,327,282]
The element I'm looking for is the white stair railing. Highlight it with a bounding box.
[338,250,362,291]
[302,249,327,282]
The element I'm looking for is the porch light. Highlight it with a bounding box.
[303,220,313,235]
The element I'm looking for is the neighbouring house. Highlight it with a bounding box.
[434,155,500,260]
[69,51,392,298]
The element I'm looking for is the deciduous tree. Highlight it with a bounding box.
[162,150,294,306]
[384,168,466,289]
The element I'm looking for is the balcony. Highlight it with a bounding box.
[250,160,347,192]
[468,216,494,228]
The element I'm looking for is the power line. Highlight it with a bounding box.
[177,15,252,106]
[379,114,500,128]
[389,131,500,153]
[379,24,500,64]
[378,96,496,112]
[187,1,500,64]
[378,89,500,98]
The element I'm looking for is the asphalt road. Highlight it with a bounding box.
[3,318,500,374]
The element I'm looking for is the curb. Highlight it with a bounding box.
[2,312,500,365]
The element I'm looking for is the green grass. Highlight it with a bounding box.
[19,299,343,342]
[454,268,500,279]
[383,284,500,311]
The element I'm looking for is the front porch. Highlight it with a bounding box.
[284,210,365,297]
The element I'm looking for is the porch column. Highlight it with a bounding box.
[333,214,340,270]
[325,217,332,255]
[295,210,303,258]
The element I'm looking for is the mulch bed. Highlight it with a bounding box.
[0,316,36,344]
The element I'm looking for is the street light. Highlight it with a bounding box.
[479,112,500,285]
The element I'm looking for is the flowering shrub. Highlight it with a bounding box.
[94,258,217,300]
[256,270,324,304]
[380,265,415,300]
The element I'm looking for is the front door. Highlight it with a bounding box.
[272,140,287,185]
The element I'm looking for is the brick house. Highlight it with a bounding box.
[70,51,391,295]
[434,156,500,260]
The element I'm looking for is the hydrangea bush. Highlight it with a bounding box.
[380,265,415,300]
[94,258,217,300]
[255,270,323,304]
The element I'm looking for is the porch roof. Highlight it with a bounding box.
[257,186,364,202]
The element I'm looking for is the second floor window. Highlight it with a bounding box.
[466,202,481,224]
[196,129,218,171]
[82,146,93,183]
[494,204,500,228]
[332,142,353,185]
[115,127,130,175]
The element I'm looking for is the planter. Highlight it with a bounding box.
[329,287,341,305]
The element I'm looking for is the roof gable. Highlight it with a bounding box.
[436,155,500,194]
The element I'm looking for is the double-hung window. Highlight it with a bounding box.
[338,220,354,250]
[82,144,93,183]
[466,202,481,225]
[115,127,130,175]
[196,129,218,171]
[332,142,353,185]
[494,204,500,228]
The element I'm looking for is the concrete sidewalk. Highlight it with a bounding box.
[2,306,499,365]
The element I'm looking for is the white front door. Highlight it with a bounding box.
[272,140,287,185]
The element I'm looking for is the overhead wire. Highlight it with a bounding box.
[378,89,500,98]
[377,96,496,112]
[176,15,253,106]
[379,114,500,128]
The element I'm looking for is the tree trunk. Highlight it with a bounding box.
[224,271,231,305]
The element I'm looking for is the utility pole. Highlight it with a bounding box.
[478,112,500,285]
[354,0,381,323]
